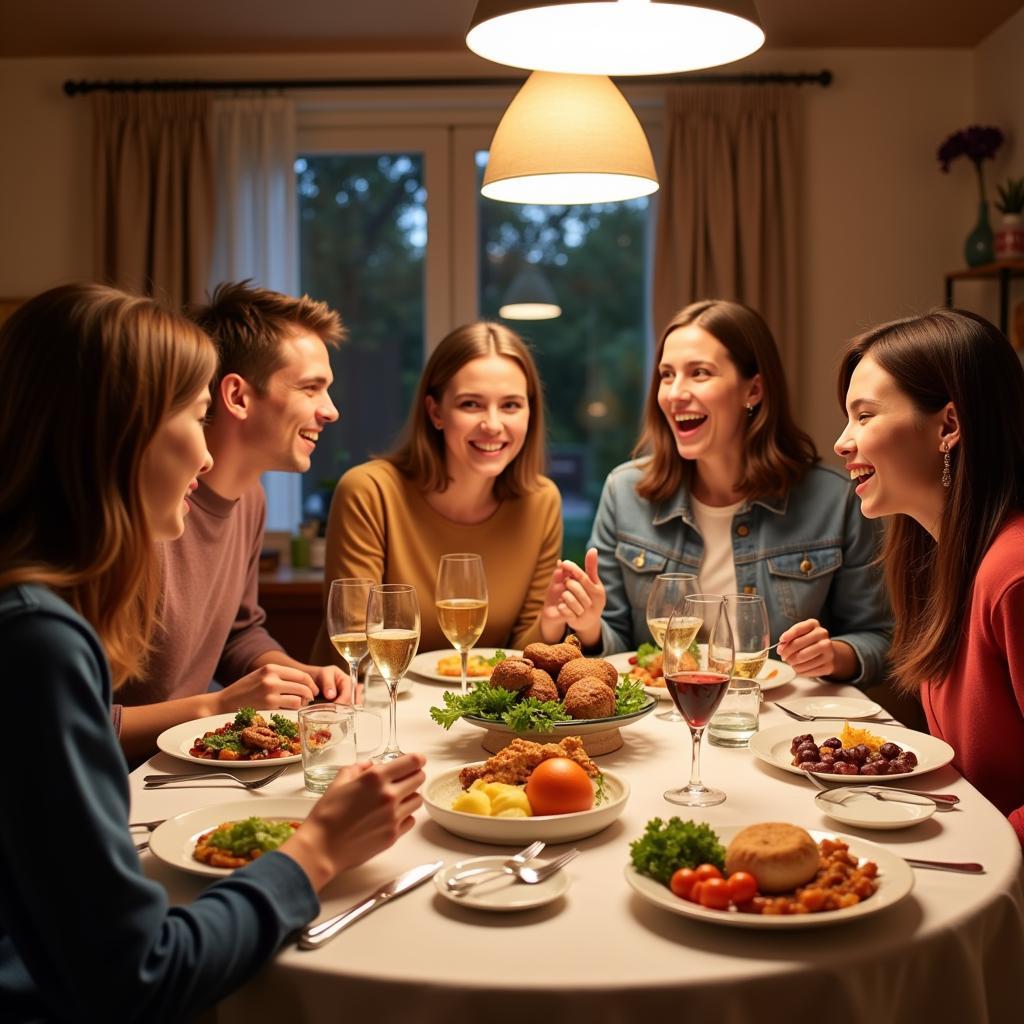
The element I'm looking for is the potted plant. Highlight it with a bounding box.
[937,124,1004,266]
[995,177,1024,260]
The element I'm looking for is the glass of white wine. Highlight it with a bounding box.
[366,584,420,763]
[435,553,488,696]
[325,578,373,706]
[645,572,698,722]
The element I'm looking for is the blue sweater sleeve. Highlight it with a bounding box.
[0,596,318,1023]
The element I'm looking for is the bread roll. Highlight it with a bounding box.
[724,823,820,894]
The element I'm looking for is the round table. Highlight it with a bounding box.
[131,665,1024,1024]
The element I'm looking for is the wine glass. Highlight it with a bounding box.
[645,572,697,722]
[713,593,769,681]
[366,584,420,763]
[435,553,489,696]
[663,594,734,807]
[325,578,373,706]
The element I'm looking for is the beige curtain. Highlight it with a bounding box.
[653,86,800,385]
[92,93,214,306]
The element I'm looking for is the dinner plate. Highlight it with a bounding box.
[156,711,301,767]
[779,696,882,720]
[749,720,955,782]
[434,856,570,911]
[460,697,656,744]
[606,652,796,700]
[424,766,629,844]
[148,799,311,878]
[813,789,937,830]
[408,648,521,684]
[625,826,914,929]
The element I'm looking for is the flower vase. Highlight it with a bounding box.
[995,213,1024,260]
[965,200,994,267]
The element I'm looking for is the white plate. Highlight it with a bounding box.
[750,720,955,782]
[423,766,629,845]
[156,711,301,767]
[814,789,937,830]
[460,698,656,743]
[625,826,914,929]
[408,648,521,684]
[607,652,796,700]
[434,855,570,911]
[780,696,882,720]
[148,799,311,878]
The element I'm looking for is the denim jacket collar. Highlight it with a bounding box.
[652,487,788,527]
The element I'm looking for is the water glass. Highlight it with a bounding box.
[708,679,762,748]
[298,704,356,794]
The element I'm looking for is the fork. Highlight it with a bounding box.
[445,841,546,892]
[774,703,901,725]
[512,848,580,885]
[142,764,289,790]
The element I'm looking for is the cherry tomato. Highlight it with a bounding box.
[689,880,705,905]
[669,867,698,900]
[726,871,758,904]
[693,863,724,883]
[697,877,732,910]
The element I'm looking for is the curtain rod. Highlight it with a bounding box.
[63,70,832,96]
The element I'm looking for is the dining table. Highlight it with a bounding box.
[131,662,1024,1024]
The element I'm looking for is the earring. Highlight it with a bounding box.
[941,441,951,489]
[745,402,754,418]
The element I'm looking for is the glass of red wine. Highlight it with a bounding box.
[663,594,734,807]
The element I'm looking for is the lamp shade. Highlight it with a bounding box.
[481,71,658,205]
[467,0,765,76]
[499,266,562,319]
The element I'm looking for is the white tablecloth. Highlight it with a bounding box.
[131,669,1024,1023]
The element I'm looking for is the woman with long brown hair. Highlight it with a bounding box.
[312,321,564,658]
[0,284,424,1020]
[836,308,1024,844]
[548,299,890,685]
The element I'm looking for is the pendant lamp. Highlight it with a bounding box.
[467,0,765,76]
[481,71,658,205]
[499,266,562,319]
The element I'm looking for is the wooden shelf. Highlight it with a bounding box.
[944,260,1024,336]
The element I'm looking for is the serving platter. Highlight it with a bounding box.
[408,648,521,684]
[147,799,311,878]
[607,652,796,700]
[749,721,955,782]
[625,826,914,929]
[156,711,301,767]
[424,766,628,845]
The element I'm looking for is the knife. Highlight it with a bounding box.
[298,860,443,949]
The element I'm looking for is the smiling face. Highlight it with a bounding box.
[657,324,760,465]
[425,354,530,484]
[140,387,214,540]
[835,355,950,530]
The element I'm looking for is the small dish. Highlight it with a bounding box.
[781,696,882,720]
[814,789,937,829]
[408,648,520,684]
[606,652,796,700]
[434,855,570,911]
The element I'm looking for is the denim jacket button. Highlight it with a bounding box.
[800,558,813,575]
[632,553,645,568]
[743,585,756,594]
[736,524,750,537]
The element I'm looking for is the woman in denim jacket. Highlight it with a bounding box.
[546,300,891,687]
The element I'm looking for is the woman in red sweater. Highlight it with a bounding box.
[835,308,1024,846]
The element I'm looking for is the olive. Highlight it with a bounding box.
[811,761,834,774]
[865,751,882,763]
[859,762,882,775]
[796,760,818,772]
[874,759,892,775]
[791,734,814,753]
[831,748,849,763]
[833,761,859,776]
[879,742,901,759]
[797,743,819,759]
[900,750,918,768]
[822,737,842,750]
[850,744,870,764]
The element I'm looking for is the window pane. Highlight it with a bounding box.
[476,152,651,563]
[296,153,426,517]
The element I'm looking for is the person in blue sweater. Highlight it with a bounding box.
[0,283,426,1023]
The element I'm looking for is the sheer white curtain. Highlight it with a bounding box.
[209,96,301,531]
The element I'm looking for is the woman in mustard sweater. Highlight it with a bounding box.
[313,321,564,660]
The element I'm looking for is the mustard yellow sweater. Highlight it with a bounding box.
[310,460,562,663]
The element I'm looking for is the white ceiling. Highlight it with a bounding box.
[3,0,1023,57]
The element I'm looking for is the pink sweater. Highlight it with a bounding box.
[922,512,1024,847]
[114,481,280,717]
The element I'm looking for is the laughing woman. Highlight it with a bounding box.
[312,321,563,661]
[547,300,891,686]
[836,309,1024,844]
[0,285,424,1022]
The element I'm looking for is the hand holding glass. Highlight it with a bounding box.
[435,553,488,696]
[326,578,373,705]
[367,584,420,763]
[298,704,356,794]
[645,572,697,722]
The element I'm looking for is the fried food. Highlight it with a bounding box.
[556,657,618,696]
[523,668,559,703]
[239,725,283,751]
[522,634,583,676]
[725,823,820,894]
[490,657,535,692]
[563,678,616,719]
[436,653,492,677]
[458,735,600,788]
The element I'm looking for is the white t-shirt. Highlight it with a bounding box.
[690,495,743,598]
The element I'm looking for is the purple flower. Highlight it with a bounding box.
[937,125,1004,172]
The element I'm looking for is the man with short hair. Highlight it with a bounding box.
[115,281,349,760]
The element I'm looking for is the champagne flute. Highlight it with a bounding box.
[663,594,734,807]
[645,572,697,722]
[435,553,488,696]
[366,584,420,763]
[325,578,373,706]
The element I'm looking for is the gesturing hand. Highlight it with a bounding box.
[540,548,605,647]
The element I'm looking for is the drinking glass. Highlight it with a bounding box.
[366,584,420,763]
[645,572,697,722]
[298,704,356,794]
[708,594,769,748]
[663,594,734,807]
[325,577,373,706]
[435,553,489,695]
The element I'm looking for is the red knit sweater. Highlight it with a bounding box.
[922,512,1024,847]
